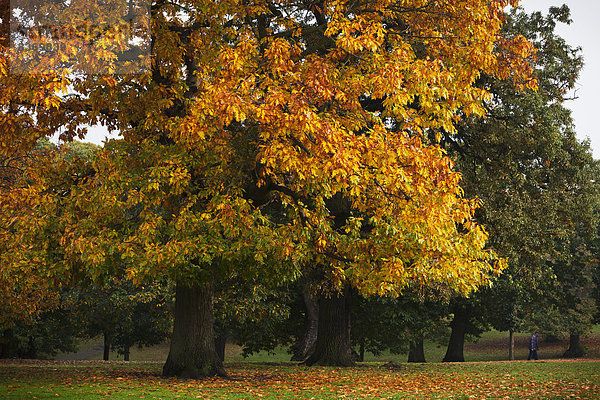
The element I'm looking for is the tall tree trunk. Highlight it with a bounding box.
[304,288,354,367]
[291,291,319,362]
[508,330,515,361]
[408,335,426,363]
[358,338,365,362]
[123,346,130,361]
[443,306,469,362]
[545,333,560,343]
[103,332,111,361]
[563,334,585,358]
[0,329,12,358]
[25,336,36,359]
[162,280,225,378]
[214,335,227,362]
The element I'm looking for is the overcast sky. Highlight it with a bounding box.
[82,1,600,159]
[519,0,600,159]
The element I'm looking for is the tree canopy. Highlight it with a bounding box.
[1,0,537,376]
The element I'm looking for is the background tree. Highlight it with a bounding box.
[440,5,600,361]
[352,291,449,363]
[442,297,490,362]
[0,139,104,357]
[213,278,293,361]
[75,279,172,361]
[112,283,173,361]
[0,140,63,353]
[534,226,599,358]
[0,307,79,359]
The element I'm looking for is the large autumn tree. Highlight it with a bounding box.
[2,0,534,377]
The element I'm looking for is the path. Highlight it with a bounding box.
[56,345,104,360]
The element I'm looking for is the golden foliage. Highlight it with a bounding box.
[0,0,538,316]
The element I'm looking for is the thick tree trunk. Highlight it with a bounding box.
[408,335,426,363]
[545,333,560,343]
[0,329,11,358]
[103,332,111,361]
[24,336,37,359]
[508,330,515,361]
[443,307,469,362]
[214,335,227,362]
[563,334,585,358]
[304,288,354,367]
[162,280,225,378]
[291,291,319,362]
[358,338,365,362]
[123,346,130,361]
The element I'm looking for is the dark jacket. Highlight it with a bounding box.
[529,334,538,351]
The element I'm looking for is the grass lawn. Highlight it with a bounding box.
[1,359,600,399]
[10,328,598,398]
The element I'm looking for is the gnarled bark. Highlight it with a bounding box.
[304,288,354,367]
[290,291,319,362]
[162,280,225,378]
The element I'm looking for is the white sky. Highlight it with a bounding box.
[83,1,600,159]
[76,124,118,145]
[519,0,600,159]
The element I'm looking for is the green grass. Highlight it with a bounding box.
[2,359,600,399]
[25,328,598,398]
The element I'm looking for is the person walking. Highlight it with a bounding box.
[528,331,539,360]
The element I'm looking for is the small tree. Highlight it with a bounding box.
[213,278,293,361]
[75,280,172,361]
[0,308,79,359]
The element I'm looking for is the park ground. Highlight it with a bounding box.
[2,330,600,399]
